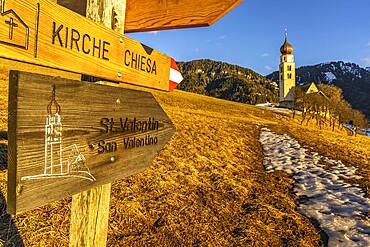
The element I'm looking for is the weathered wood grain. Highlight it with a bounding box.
[0,0,175,91]
[86,0,126,33]
[58,0,126,34]
[56,0,243,33]
[7,71,176,214]
[125,0,243,32]
[69,184,111,247]
[0,57,81,81]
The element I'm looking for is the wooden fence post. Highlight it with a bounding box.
[68,1,126,246]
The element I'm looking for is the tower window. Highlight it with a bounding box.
[287,65,292,71]
[287,73,292,79]
[284,57,287,62]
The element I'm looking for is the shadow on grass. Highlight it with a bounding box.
[0,140,24,246]
[0,131,7,141]
[0,194,24,247]
[0,144,7,170]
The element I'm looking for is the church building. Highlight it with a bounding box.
[279,32,296,108]
[277,31,331,123]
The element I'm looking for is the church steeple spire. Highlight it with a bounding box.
[278,28,296,107]
[280,28,293,55]
[285,26,288,39]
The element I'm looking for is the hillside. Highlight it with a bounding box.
[1,65,370,246]
[177,59,279,105]
[266,61,370,118]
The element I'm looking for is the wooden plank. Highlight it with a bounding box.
[7,70,176,215]
[69,184,111,247]
[56,0,244,33]
[1,60,80,207]
[0,0,182,91]
[0,57,81,81]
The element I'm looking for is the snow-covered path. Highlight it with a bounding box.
[259,128,370,247]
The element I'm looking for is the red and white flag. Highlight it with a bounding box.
[169,58,183,91]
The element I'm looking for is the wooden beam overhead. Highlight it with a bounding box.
[125,0,243,33]
[57,0,243,33]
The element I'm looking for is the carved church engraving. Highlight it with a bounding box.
[21,85,96,182]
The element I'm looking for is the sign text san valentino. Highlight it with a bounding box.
[7,71,176,214]
[0,0,182,91]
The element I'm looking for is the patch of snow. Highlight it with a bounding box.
[255,102,273,107]
[270,81,278,87]
[323,72,337,84]
[256,105,299,115]
[259,129,370,246]
[342,123,353,129]
[339,62,345,70]
[338,63,361,76]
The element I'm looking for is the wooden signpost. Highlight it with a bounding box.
[0,0,183,91]
[1,0,243,245]
[8,70,176,214]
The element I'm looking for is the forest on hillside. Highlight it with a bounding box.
[178,59,279,105]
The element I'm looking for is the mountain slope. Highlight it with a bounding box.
[1,65,370,245]
[177,59,279,105]
[266,61,370,118]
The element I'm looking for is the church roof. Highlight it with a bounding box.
[298,82,319,94]
[296,82,330,101]
[280,37,293,55]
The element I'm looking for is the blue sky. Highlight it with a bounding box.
[127,0,370,75]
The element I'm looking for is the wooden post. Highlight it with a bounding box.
[86,0,126,33]
[69,1,126,246]
[69,185,111,246]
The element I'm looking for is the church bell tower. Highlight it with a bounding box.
[279,30,295,107]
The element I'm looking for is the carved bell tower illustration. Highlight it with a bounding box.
[21,85,95,182]
[44,85,63,174]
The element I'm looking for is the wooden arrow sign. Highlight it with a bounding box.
[0,0,183,91]
[7,71,176,214]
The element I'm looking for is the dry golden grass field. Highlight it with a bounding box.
[0,64,369,246]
